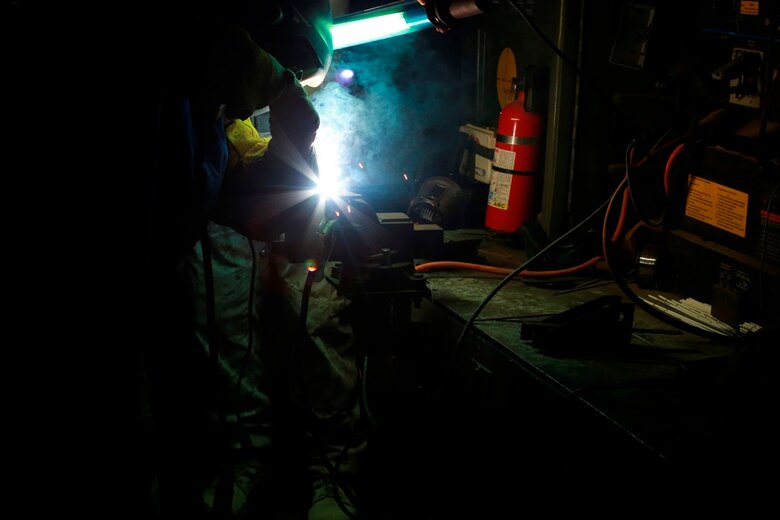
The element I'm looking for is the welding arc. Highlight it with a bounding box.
[414,256,602,277]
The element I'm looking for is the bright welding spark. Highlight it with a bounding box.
[315,175,344,200]
[313,138,347,201]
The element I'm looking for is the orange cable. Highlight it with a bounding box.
[664,142,687,196]
[414,255,603,278]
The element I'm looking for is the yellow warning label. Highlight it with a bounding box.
[740,1,759,16]
[685,176,749,237]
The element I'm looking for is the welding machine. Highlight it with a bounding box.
[660,144,780,328]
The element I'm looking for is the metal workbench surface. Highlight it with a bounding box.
[414,239,774,487]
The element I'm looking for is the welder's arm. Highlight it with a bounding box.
[213,69,320,250]
[267,69,320,159]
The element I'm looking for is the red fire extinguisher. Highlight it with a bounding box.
[485,75,544,233]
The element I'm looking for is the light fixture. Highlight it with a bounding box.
[331,1,432,50]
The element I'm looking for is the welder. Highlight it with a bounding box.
[137,1,364,519]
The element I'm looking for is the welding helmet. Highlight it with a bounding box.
[220,0,333,88]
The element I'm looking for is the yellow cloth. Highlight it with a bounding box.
[224,118,271,172]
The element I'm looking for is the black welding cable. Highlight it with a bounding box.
[360,355,380,431]
[286,263,319,413]
[601,150,749,343]
[504,0,594,101]
[433,195,611,404]
[201,232,234,518]
[299,265,318,328]
[233,236,259,452]
[309,425,360,520]
[292,260,361,519]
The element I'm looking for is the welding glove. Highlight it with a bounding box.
[212,70,320,258]
[265,73,321,261]
[223,118,271,173]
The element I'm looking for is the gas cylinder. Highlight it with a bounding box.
[485,89,544,233]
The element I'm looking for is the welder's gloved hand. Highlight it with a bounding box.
[263,73,320,261]
[212,99,319,248]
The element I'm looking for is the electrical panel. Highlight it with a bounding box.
[697,0,779,110]
[729,47,764,108]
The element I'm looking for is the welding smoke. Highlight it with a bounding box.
[310,31,465,211]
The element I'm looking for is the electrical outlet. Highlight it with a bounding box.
[729,47,763,108]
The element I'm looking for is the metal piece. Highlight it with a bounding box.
[519,295,634,351]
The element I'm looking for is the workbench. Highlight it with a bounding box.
[365,236,777,512]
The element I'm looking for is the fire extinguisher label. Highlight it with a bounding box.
[487,170,513,210]
[493,147,516,171]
